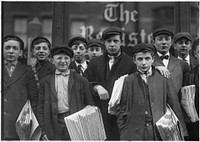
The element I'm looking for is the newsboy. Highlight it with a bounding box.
[117,43,188,140]
[37,45,95,140]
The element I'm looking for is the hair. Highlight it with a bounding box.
[3,35,24,50]
[71,40,87,48]
[133,49,155,59]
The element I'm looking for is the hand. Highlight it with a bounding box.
[41,134,49,140]
[155,66,171,78]
[94,85,109,100]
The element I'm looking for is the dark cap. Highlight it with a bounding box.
[102,26,122,40]
[51,45,74,58]
[174,32,193,43]
[31,36,51,50]
[88,39,104,48]
[133,43,155,55]
[3,35,24,50]
[68,37,87,47]
[152,28,173,38]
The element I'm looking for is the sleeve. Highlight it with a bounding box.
[36,79,46,134]
[27,66,38,114]
[116,77,130,133]
[166,78,188,137]
[82,77,96,106]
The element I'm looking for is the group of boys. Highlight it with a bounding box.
[2,26,199,141]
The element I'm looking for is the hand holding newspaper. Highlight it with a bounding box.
[64,105,106,140]
[15,100,41,140]
[156,104,184,141]
[181,85,198,122]
[108,74,128,115]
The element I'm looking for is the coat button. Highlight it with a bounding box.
[138,100,141,104]
[4,99,8,102]
[136,128,140,133]
[145,111,148,115]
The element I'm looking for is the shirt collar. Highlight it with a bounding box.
[157,52,170,58]
[55,69,70,76]
[4,60,18,66]
[75,61,87,70]
[137,67,152,77]
[178,55,190,61]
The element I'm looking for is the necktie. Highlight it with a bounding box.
[77,64,83,75]
[160,55,169,60]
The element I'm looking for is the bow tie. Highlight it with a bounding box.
[55,72,70,76]
[160,55,169,60]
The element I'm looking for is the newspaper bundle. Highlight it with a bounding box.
[15,100,41,140]
[156,104,184,141]
[108,74,128,115]
[64,105,106,140]
[181,85,199,122]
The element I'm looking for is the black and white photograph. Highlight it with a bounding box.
[2,1,199,141]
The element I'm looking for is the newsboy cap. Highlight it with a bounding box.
[132,43,156,55]
[174,32,193,43]
[102,26,122,40]
[3,35,24,50]
[152,28,173,38]
[51,45,74,58]
[31,36,51,50]
[88,39,104,48]
[68,37,87,47]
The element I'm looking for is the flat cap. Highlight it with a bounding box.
[133,43,155,55]
[68,37,87,47]
[4,35,24,50]
[88,39,104,48]
[152,28,173,38]
[174,32,193,43]
[102,26,122,40]
[31,36,51,49]
[51,45,74,58]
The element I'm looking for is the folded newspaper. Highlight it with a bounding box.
[64,105,106,140]
[156,104,184,141]
[108,74,128,115]
[15,100,41,140]
[181,85,198,122]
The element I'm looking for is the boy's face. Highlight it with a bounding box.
[104,35,122,56]
[152,34,173,55]
[53,54,71,72]
[133,52,154,73]
[194,45,199,61]
[71,42,87,63]
[88,46,103,59]
[174,38,192,57]
[32,42,50,61]
[4,39,22,63]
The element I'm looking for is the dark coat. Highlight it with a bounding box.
[117,69,188,140]
[36,60,56,80]
[153,54,189,94]
[3,62,38,140]
[189,55,198,70]
[84,52,136,140]
[36,70,95,140]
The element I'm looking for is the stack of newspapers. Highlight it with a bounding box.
[156,104,183,141]
[181,85,198,122]
[108,74,128,115]
[64,105,106,140]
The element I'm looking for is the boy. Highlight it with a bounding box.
[37,45,95,140]
[87,39,104,60]
[117,43,188,140]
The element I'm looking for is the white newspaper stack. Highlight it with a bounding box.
[156,104,184,141]
[64,105,106,140]
[16,100,41,140]
[108,74,128,115]
[181,85,199,122]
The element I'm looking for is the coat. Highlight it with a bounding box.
[36,70,95,140]
[84,52,136,140]
[117,68,188,140]
[153,54,189,94]
[3,62,38,140]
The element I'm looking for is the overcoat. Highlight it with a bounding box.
[84,52,136,140]
[117,68,188,140]
[36,70,95,140]
[3,62,38,139]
